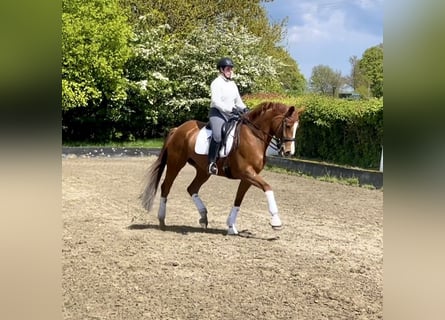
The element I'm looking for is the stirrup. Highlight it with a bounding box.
[208,162,218,175]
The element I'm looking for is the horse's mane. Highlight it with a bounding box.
[247,101,289,121]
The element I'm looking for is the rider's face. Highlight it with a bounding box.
[222,66,233,79]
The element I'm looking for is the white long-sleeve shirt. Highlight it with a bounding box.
[210,75,246,115]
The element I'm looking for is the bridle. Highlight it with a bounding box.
[268,116,297,155]
[241,114,296,156]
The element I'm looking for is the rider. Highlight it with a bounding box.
[208,57,248,175]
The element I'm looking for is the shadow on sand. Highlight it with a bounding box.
[127,223,227,236]
[127,223,280,241]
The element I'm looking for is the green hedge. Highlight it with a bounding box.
[244,94,383,169]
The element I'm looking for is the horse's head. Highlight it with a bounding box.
[245,102,304,157]
[275,105,303,157]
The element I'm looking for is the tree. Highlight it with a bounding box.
[273,47,306,94]
[119,0,304,94]
[348,55,371,98]
[62,0,132,110]
[120,0,282,43]
[309,65,343,96]
[359,43,383,98]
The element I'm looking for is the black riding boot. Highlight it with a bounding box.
[208,138,220,175]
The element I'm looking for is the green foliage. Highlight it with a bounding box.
[62,0,132,110]
[348,55,370,97]
[120,0,282,44]
[317,175,360,187]
[122,15,283,137]
[62,0,305,142]
[264,164,362,187]
[359,44,383,98]
[244,94,383,169]
[120,0,304,95]
[272,47,307,94]
[297,96,383,169]
[309,65,343,96]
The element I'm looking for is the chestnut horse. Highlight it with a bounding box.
[140,101,303,235]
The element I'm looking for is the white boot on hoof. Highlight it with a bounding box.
[227,225,238,235]
[270,214,282,229]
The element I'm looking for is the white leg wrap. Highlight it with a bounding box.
[226,207,240,235]
[270,214,282,227]
[226,206,240,227]
[227,225,238,235]
[191,193,207,218]
[265,190,278,216]
[265,190,282,227]
[158,197,167,220]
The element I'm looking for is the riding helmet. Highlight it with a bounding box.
[216,57,234,70]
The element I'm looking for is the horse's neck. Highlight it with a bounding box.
[246,115,275,147]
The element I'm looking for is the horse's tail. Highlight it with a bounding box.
[140,128,176,211]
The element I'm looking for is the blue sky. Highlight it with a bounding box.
[262,0,383,80]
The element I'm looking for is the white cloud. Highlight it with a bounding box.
[287,6,346,44]
[283,0,383,42]
[263,0,383,79]
[355,0,383,10]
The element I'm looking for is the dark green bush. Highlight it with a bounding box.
[244,94,383,169]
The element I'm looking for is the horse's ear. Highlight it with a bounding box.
[286,106,296,117]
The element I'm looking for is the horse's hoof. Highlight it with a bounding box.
[270,215,283,229]
[227,226,238,235]
[199,217,208,229]
[159,220,166,231]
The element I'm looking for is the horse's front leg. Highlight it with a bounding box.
[244,171,283,230]
[265,190,282,229]
[226,180,252,235]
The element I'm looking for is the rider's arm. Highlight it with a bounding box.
[234,89,247,111]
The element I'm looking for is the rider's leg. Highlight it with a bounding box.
[208,115,224,175]
[208,138,220,174]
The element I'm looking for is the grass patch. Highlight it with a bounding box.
[63,139,165,148]
[316,175,359,187]
[264,164,303,177]
[265,164,366,188]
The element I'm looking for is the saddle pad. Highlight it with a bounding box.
[194,126,236,158]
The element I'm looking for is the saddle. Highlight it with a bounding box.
[205,115,239,154]
[195,115,242,157]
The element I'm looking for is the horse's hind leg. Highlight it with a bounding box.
[158,157,187,230]
[226,180,252,235]
[187,168,211,228]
